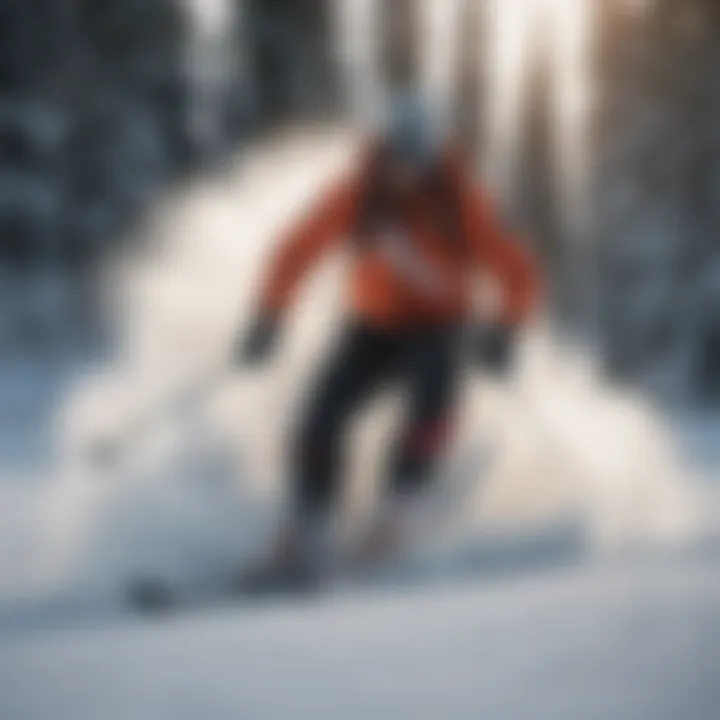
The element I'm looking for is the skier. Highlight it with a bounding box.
[235,96,541,588]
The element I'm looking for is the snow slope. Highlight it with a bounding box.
[1,554,719,720]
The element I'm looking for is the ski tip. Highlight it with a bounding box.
[125,578,177,615]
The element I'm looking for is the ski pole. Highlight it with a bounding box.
[87,361,233,470]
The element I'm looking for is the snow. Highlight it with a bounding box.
[1,556,719,720]
[0,126,718,720]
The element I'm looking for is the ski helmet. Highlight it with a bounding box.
[379,91,445,172]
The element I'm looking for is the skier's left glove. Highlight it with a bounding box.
[234,312,279,366]
[470,324,516,376]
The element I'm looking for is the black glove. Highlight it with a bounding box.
[471,324,515,376]
[234,313,279,366]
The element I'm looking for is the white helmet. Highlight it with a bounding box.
[380,91,446,171]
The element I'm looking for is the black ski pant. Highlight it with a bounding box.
[292,321,462,515]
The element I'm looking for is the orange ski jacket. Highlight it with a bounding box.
[259,152,540,329]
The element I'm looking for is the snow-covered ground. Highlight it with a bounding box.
[0,125,718,719]
[1,555,719,720]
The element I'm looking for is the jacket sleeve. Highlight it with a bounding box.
[259,176,359,314]
[463,187,541,327]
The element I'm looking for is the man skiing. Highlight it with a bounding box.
[236,96,541,587]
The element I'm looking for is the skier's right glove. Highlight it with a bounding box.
[234,312,279,366]
[470,323,516,376]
